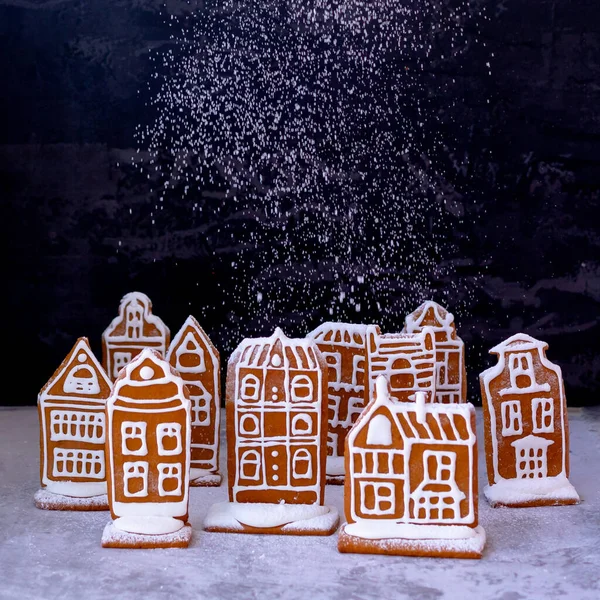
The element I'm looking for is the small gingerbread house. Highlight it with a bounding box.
[203,328,339,535]
[307,322,376,483]
[36,337,112,510]
[102,349,192,548]
[338,376,485,558]
[480,333,579,507]
[102,292,170,380]
[403,300,466,403]
[167,315,221,486]
[366,326,437,404]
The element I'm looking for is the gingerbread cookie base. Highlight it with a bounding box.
[101,522,193,549]
[484,475,580,508]
[203,502,339,536]
[34,489,109,511]
[326,475,345,486]
[326,457,345,485]
[190,469,222,487]
[337,523,486,559]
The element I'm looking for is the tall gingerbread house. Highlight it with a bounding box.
[366,326,437,404]
[36,337,112,510]
[203,328,339,535]
[403,300,466,403]
[307,322,375,484]
[102,291,170,381]
[102,349,192,548]
[480,333,579,507]
[338,376,485,558]
[167,315,221,486]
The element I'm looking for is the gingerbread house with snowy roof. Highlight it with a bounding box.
[167,316,221,486]
[338,376,485,558]
[102,292,170,381]
[203,328,339,535]
[403,300,466,404]
[36,337,112,510]
[307,322,376,484]
[102,349,192,548]
[480,333,579,508]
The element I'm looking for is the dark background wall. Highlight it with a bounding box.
[2,0,599,406]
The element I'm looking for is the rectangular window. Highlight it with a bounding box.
[191,396,210,426]
[50,410,105,443]
[359,481,396,515]
[123,461,149,497]
[532,398,554,433]
[322,352,342,383]
[158,463,183,496]
[121,422,147,456]
[501,401,523,436]
[157,423,182,456]
[53,448,104,479]
[352,355,365,386]
[509,352,535,389]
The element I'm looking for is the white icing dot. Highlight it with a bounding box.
[272,474,279,481]
[271,450,279,457]
[77,353,86,363]
[271,355,282,367]
[139,366,154,380]
[272,386,278,393]
[272,465,279,471]
[271,394,278,400]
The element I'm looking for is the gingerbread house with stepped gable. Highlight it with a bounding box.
[102,349,192,548]
[36,337,112,511]
[167,315,221,486]
[307,322,376,484]
[338,376,485,558]
[403,300,466,404]
[102,292,170,381]
[203,328,339,535]
[480,333,579,507]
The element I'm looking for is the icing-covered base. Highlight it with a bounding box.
[34,489,109,511]
[484,475,580,508]
[190,469,222,487]
[203,502,340,536]
[337,522,486,559]
[101,521,192,549]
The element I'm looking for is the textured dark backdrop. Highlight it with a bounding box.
[2,0,599,406]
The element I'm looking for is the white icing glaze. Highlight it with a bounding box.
[345,521,480,540]
[45,481,107,498]
[484,474,580,505]
[113,516,184,535]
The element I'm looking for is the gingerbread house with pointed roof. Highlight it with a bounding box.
[36,337,112,510]
[480,333,579,507]
[167,316,221,486]
[102,292,170,381]
[403,300,466,404]
[338,376,485,558]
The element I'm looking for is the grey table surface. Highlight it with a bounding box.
[0,406,599,600]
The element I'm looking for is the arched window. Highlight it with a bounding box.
[366,414,393,446]
[241,374,260,401]
[175,333,206,373]
[64,366,100,395]
[292,448,313,479]
[240,450,261,480]
[291,414,313,435]
[239,414,260,435]
[291,375,313,402]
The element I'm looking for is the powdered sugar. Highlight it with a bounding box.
[484,474,580,507]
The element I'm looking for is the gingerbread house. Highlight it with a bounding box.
[36,337,112,510]
[102,349,192,548]
[366,325,437,404]
[167,315,221,486]
[102,292,170,381]
[307,322,376,484]
[480,333,580,507]
[403,300,466,403]
[203,328,339,535]
[338,376,485,558]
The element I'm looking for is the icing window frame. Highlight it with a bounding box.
[352,355,366,386]
[239,413,260,436]
[125,305,143,339]
[175,334,206,373]
[157,462,183,496]
[240,374,261,402]
[156,423,183,456]
[50,410,105,443]
[123,461,149,497]
[240,450,261,481]
[291,413,313,435]
[359,481,396,516]
[501,400,523,436]
[291,448,313,479]
[121,421,148,456]
[291,375,313,402]
[63,365,101,395]
[191,395,210,426]
[52,448,105,479]
[532,397,554,433]
[424,450,456,484]
[322,352,342,384]
[508,352,536,390]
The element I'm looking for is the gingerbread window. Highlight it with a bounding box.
[241,374,260,401]
[113,352,132,378]
[239,414,260,435]
[125,306,143,338]
[191,395,210,426]
[53,448,104,479]
[157,423,182,456]
[174,333,205,373]
[532,398,554,433]
[50,410,105,443]
[292,448,312,479]
[123,461,149,497]
[509,353,535,389]
[158,463,183,496]
[121,422,147,456]
[240,450,261,480]
[366,414,393,446]
[323,352,342,383]
[501,401,523,436]
[359,481,395,515]
[352,355,365,386]
[63,365,101,395]
[291,375,313,402]
[291,413,313,435]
